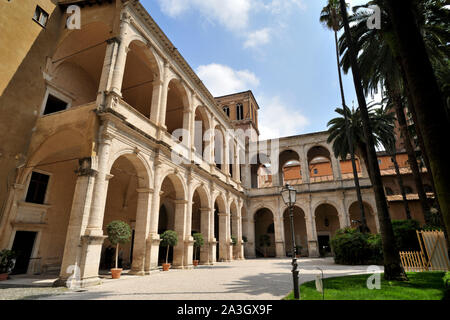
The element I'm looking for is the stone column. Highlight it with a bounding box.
[226,211,233,261]
[172,200,189,268]
[109,20,130,96]
[183,180,194,268]
[150,79,163,124]
[182,108,193,152]
[130,188,153,275]
[305,197,319,257]
[301,145,310,184]
[209,207,217,264]
[217,212,229,261]
[331,154,342,181]
[199,208,211,264]
[245,217,256,258]
[96,38,119,106]
[274,215,285,258]
[145,161,162,273]
[76,131,113,286]
[158,63,170,130]
[231,213,238,260]
[56,159,97,287]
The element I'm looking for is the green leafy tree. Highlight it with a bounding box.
[106,220,132,269]
[160,230,178,265]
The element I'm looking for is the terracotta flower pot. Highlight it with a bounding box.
[162,263,171,271]
[111,268,123,279]
[0,273,8,281]
[193,260,199,267]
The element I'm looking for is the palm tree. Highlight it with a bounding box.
[337,2,430,222]
[337,0,406,281]
[384,0,450,240]
[320,0,368,231]
[338,0,448,228]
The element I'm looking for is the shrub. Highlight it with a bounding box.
[330,228,383,265]
[391,219,420,251]
[242,236,248,243]
[231,235,238,246]
[0,250,16,274]
[444,272,450,300]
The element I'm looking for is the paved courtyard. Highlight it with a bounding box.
[37,258,382,300]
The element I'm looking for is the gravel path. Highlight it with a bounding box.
[37,258,382,300]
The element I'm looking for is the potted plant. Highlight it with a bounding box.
[192,233,204,267]
[0,249,16,281]
[161,230,178,271]
[259,234,271,258]
[106,220,131,279]
[242,236,248,244]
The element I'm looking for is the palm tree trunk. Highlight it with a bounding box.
[339,0,407,281]
[334,30,368,232]
[391,153,412,220]
[391,89,430,221]
[385,0,450,242]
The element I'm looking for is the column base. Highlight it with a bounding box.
[128,270,146,276]
[53,276,102,288]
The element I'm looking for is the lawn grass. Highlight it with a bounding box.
[284,272,447,300]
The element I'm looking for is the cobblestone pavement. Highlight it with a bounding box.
[35,258,382,300]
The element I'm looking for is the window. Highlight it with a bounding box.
[236,103,244,120]
[33,6,49,28]
[43,94,68,115]
[25,172,50,204]
[424,185,433,193]
[385,187,394,196]
[378,159,382,165]
[313,168,318,174]
[223,106,230,117]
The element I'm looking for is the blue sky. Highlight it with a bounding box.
[140,0,371,140]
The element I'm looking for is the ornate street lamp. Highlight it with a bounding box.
[281,184,299,300]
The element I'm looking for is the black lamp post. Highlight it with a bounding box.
[281,184,299,300]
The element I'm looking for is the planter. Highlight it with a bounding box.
[111,268,123,279]
[162,263,171,271]
[193,260,199,267]
[0,273,8,281]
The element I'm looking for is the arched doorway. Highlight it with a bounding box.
[191,186,210,264]
[314,203,340,256]
[254,208,275,258]
[101,153,150,273]
[213,194,228,261]
[283,206,308,257]
[157,173,186,267]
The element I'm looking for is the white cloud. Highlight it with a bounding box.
[156,0,306,48]
[196,63,260,97]
[157,0,251,31]
[257,96,309,140]
[244,28,271,48]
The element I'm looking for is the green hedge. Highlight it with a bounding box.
[330,228,383,265]
[444,272,450,300]
[330,220,422,265]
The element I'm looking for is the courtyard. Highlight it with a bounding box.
[24,258,382,300]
